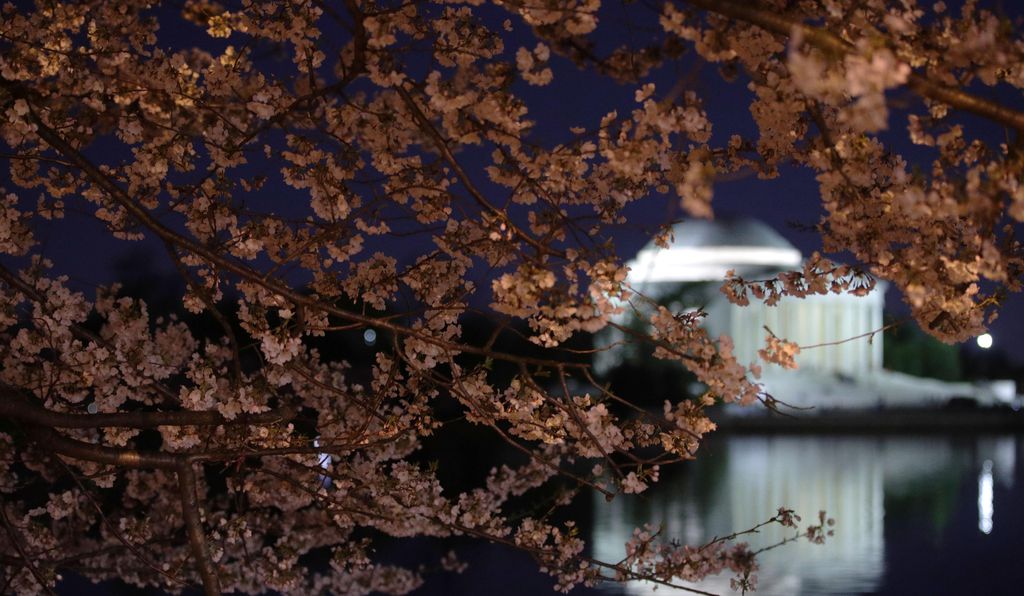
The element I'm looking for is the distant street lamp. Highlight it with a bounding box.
[977,333,994,349]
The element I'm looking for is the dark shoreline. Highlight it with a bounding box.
[713,407,1024,434]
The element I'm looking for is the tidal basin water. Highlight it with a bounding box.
[589,433,1024,596]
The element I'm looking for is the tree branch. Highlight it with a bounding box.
[0,390,296,429]
[177,463,222,596]
[26,425,181,469]
[680,0,1024,133]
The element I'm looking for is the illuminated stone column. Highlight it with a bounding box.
[823,299,835,373]
[751,306,761,365]
[806,300,821,370]
[862,298,872,374]
[871,294,883,370]
[838,297,852,376]
[863,298,871,375]
[846,297,859,376]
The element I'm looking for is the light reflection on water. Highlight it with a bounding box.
[592,434,1018,596]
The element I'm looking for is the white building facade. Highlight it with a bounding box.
[624,218,885,380]
[720,290,884,378]
[609,218,1014,409]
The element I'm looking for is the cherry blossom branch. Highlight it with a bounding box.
[440,369,616,498]
[394,85,561,258]
[0,536,184,570]
[556,365,625,479]
[163,241,245,384]
[27,425,182,469]
[55,458,188,589]
[21,411,379,468]
[580,368,647,414]
[411,352,616,497]
[284,361,389,424]
[0,504,56,595]
[177,463,222,596]
[0,391,297,429]
[253,465,393,523]
[0,151,73,166]
[182,0,368,188]
[24,423,222,594]
[11,103,592,374]
[605,319,698,364]
[0,263,179,403]
[679,0,1024,133]
[340,0,369,84]
[443,519,720,596]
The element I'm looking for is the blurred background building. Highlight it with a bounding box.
[599,219,1019,410]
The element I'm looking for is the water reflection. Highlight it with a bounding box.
[979,461,994,535]
[592,434,1018,595]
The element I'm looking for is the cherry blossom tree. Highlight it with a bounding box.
[0,0,1021,593]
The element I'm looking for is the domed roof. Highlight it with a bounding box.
[628,218,803,283]
[663,219,799,250]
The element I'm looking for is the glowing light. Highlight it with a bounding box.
[979,460,994,534]
[363,328,377,346]
[976,333,993,349]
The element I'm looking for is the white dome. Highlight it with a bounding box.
[628,219,803,283]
